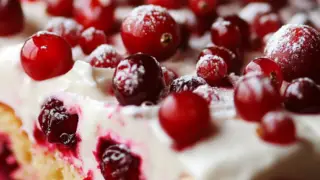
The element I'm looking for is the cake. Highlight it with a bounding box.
[0,0,320,180]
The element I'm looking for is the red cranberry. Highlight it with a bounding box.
[79,27,108,55]
[45,17,83,47]
[73,0,115,33]
[284,78,320,113]
[223,15,250,47]
[45,0,74,17]
[170,75,207,93]
[100,144,141,180]
[253,13,282,39]
[211,19,242,50]
[257,111,296,145]
[159,91,213,148]
[244,57,283,90]
[88,44,122,68]
[146,0,184,9]
[113,53,165,105]
[161,66,178,87]
[38,98,79,146]
[0,0,24,36]
[193,85,220,104]
[20,32,74,81]
[264,25,320,83]
[188,0,217,17]
[121,5,181,61]
[196,54,228,86]
[234,74,282,122]
[189,15,216,36]
[0,135,18,179]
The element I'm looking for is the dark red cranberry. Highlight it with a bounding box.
[189,15,216,36]
[170,75,207,93]
[0,0,24,36]
[257,111,296,145]
[100,144,141,180]
[121,5,181,61]
[45,0,74,17]
[223,15,250,47]
[196,54,228,86]
[178,23,191,50]
[38,98,79,146]
[188,0,217,17]
[113,53,165,105]
[45,17,83,47]
[253,13,282,39]
[159,91,213,148]
[73,0,115,33]
[199,45,241,74]
[79,27,108,55]
[264,25,320,83]
[234,74,282,122]
[88,44,122,68]
[244,57,283,90]
[284,78,320,113]
[161,66,178,87]
[20,32,74,81]
[0,135,18,180]
[146,0,184,9]
[211,19,242,50]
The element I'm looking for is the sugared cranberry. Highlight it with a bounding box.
[73,0,115,33]
[196,54,228,86]
[113,53,165,105]
[121,5,181,61]
[244,57,283,90]
[20,32,74,81]
[45,17,83,47]
[38,98,79,146]
[45,0,74,17]
[257,111,296,145]
[100,144,141,180]
[264,25,320,83]
[170,75,207,93]
[88,44,122,68]
[0,0,24,36]
[159,91,213,148]
[223,15,250,47]
[161,66,178,87]
[211,19,242,50]
[284,78,320,113]
[146,0,183,9]
[253,13,282,39]
[193,85,220,104]
[234,74,282,122]
[79,27,108,55]
[188,0,217,17]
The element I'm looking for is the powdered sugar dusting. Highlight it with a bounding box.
[45,17,83,35]
[88,44,119,67]
[170,75,206,92]
[239,2,272,24]
[82,27,97,41]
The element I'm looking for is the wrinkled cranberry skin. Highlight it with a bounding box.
[113,53,165,106]
[146,0,184,9]
[45,0,74,17]
[20,32,74,81]
[253,13,282,39]
[284,78,320,113]
[0,0,24,36]
[79,27,108,55]
[188,0,217,17]
[38,98,79,146]
[170,75,207,93]
[159,92,212,148]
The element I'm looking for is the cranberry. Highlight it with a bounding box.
[0,135,18,180]
[223,15,250,47]
[189,15,216,36]
[113,53,165,105]
[196,54,228,86]
[45,0,74,17]
[88,44,122,68]
[239,2,273,24]
[284,78,320,113]
[45,17,83,47]
[38,98,79,146]
[0,0,24,36]
[188,0,217,17]
[243,0,287,10]
[159,91,213,148]
[234,74,282,122]
[253,13,282,39]
[100,144,141,180]
[211,19,242,50]
[73,0,115,33]
[121,5,181,61]
[193,85,220,104]
[264,25,320,83]
[146,0,184,9]
[161,66,178,87]
[257,111,296,145]
[244,57,283,90]
[20,32,74,81]
[170,75,207,93]
[199,45,241,74]
[79,27,108,55]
